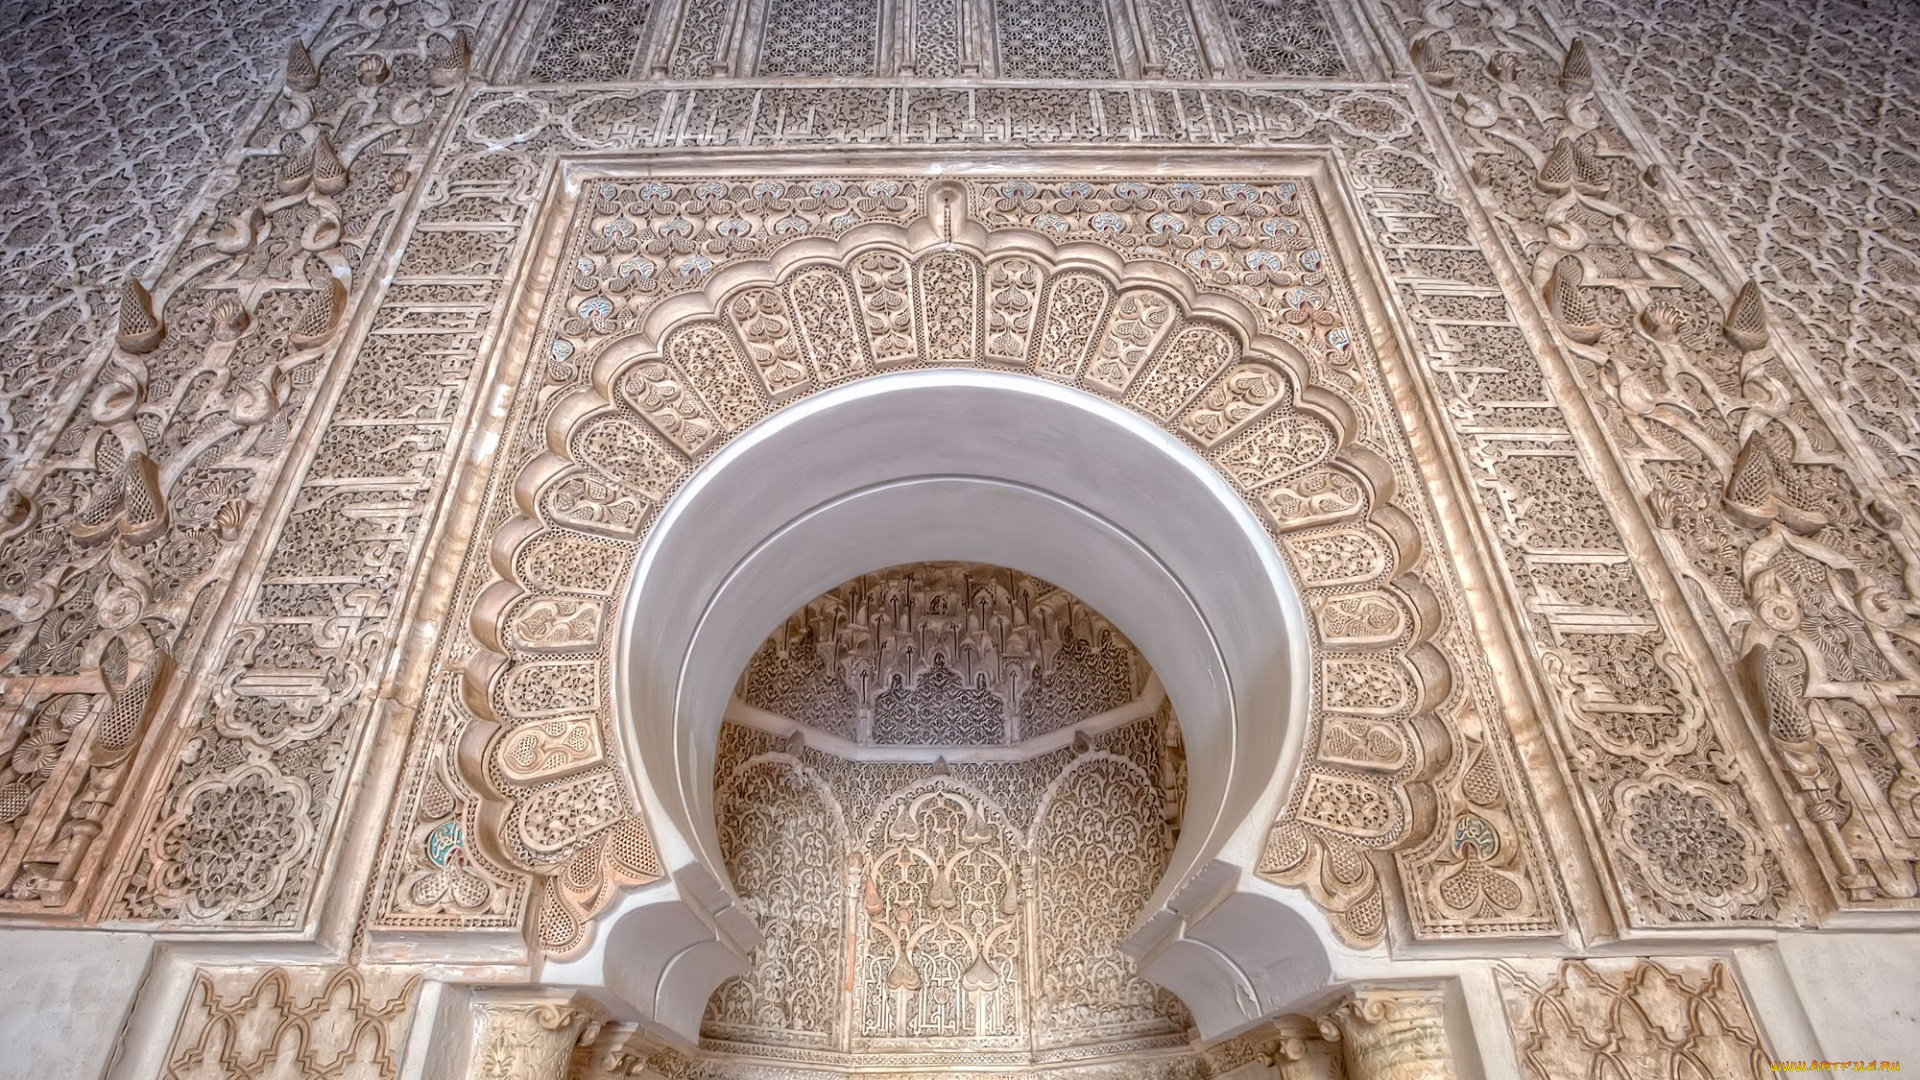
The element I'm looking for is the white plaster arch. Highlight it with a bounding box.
[556,369,1326,1040]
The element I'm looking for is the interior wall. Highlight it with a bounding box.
[0,0,1915,1074]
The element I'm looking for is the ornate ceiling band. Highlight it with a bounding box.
[399,173,1527,956]
[526,0,1353,82]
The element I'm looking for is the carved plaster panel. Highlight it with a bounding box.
[0,0,331,481]
[159,965,422,1080]
[1495,957,1770,1079]
[520,0,1349,81]
[0,0,491,927]
[703,704,1191,1071]
[1383,0,1920,911]
[1563,0,1920,525]
[0,0,1858,954]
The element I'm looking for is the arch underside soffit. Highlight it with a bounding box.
[370,172,1559,956]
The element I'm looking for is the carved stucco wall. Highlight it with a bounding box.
[1,0,1915,1073]
[1564,0,1920,517]
[701,563,1194,1075]
[0,0,332,477]
[0,0,491,926]
[515,0,1353,82]
[360,165,1553,955]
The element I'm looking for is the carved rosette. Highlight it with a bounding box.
[454,180,1472,951]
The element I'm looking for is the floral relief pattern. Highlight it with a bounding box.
[1389,0,1920,911]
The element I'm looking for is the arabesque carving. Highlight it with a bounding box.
[1392,0,1920,910]
[700,569,1193,1072]
[0,0,489,927]
[741,563,1144,746]
[527,0,1347,81]
[1,0,1911,1073]
[417,173,1535,955]
[1564,0,1920,524]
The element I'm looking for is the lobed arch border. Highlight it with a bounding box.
[458,181,1457,1012]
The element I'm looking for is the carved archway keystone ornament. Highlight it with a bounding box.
[461,179,1463,1038]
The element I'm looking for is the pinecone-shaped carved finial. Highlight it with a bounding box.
[1543,257,1606,344]
[310,129,349,195]
[1724,428,1827,534]
[1559,38,1593,92]
[116,451,169,544]
[278,136,314,195]
[1723,280,1770,351]
[429,30,471,88]
[1539,137,1608,196]
[290,277,348,349]
[1410,34,1454,86]
[115,278,164,354]
[286,40,321,92]
[1537,139,1577,193]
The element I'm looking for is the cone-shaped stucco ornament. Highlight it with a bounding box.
[1723,280,1771,351]
[115,277,164,354]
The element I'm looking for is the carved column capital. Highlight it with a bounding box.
[468,989,606,1080]
[1266,1016,1347,1080]
[580,1023,673,1080]
[1327,986,1456,1080]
